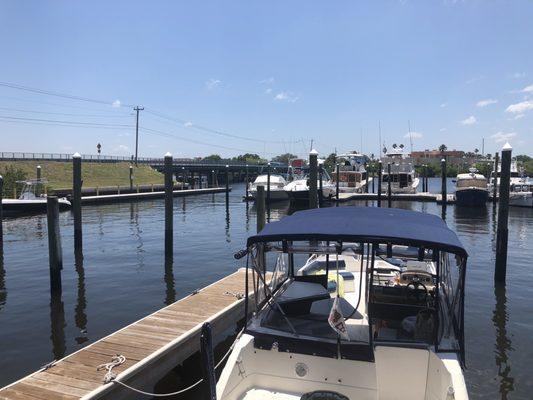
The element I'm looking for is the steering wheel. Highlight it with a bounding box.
[406,281,428,302]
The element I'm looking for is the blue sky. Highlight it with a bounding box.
[0,0,532,159]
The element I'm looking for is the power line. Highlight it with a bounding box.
[0,115,133,128]
[0,106,131,118]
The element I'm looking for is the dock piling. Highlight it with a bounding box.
[371,166,375,193]
[200,322,217,400]
[493,152,499,203]
[256,185,266,232]
[387,163,392,208]
[267,162,271,217]
[318,164,324,207]
[164,153,173,259]
[377,161,382,207]
[225,165,230,204]
[245,165,249,198]
[129,165,133,191]
[47,196,63,293]
[309,149,318,209]
[72,153,83,252]
[364,162,368,193]
[495,143,512,283]
[36,165,42,196]
[441,158,447,205]
[335,163,340,201]
[0,176,3,245]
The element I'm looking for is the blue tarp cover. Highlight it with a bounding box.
[247,207,467,257]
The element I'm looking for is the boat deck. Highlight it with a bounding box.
[0,269,248,400]
[334,192,457,204]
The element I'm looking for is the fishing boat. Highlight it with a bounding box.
[248,174,289,202]
[509,178,533,208]
[218,207,469,399]
[1,180,71,217]
[332,151,373,194]
[381,148,420,194]
[454,168,488,207]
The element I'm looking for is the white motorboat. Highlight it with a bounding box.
[454,168,488,207]
[488,160,524,193]
[509,178,533,208]
[216,207,469,400]
[333,151,373,193]
[284,156,336,204]
[1,180,71,216]
[381,148,420,194]
[249,174,289,202]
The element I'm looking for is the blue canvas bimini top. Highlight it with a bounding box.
[247,207,468,257]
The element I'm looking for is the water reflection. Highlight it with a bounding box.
[164,258,175,306]
[0,250,5,310]
[49,291,66,360]
[225,201,231,243]
[493,284,514,398]
[74,251,88,344]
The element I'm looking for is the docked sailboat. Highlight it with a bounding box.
[380,148,420,194]
[332,151,372,194]
[1,180,71,217]
[248,174,289,202]
[218,207,469,399]
[454,168,488,207]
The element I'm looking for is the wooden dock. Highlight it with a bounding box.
[81,187,229,204]
[0,269,248,400]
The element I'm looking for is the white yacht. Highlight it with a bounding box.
[284,156,336,204]
[217,207,469,400]
[381,148,420,194]
[509,177,532,208]
[1,180,71,217]
[249,174,289,202]
[488,160,523,192]
[333,151,373,194]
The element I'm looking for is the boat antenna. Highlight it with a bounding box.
[310,139,313,152]
[360,127,363,154]
[408,120,413,154]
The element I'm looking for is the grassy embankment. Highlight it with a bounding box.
[0,161,164,195]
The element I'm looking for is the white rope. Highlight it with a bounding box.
[95,329,243,397]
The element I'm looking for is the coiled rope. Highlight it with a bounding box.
[95,329,242,397]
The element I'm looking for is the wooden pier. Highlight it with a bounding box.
[0,269,248,400]
[81,187,229,204]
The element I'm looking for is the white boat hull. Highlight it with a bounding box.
[249,188,289,201]
[381,178,420,194]
[509,192,533,208]
[1,198,71,216]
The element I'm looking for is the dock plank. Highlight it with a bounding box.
[0,269,249,400]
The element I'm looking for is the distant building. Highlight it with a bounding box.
[410,149,470,165]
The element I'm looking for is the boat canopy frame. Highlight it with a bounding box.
[240,207,467,364]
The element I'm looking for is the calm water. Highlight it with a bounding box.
[0,179,531,399]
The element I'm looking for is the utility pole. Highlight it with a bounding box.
[133,106,144,166]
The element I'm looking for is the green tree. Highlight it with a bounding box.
[438,144,447,153]
[0,165,27,198]
[203,154,222,161]
[323,153,337,172]
[233,153,263,163]
[271,153,298,164]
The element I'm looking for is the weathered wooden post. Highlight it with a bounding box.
[245,165,249,199]
[335,163,340,201]
[72,153,82,252]
[36,165,42,197]
[441,158,447,205]
[309,149,318,209]
[364,162,368,193]
[211,170,215,189]
[377,161,382,207]
[47,196,63,292]
[0,175,3,245]
[164,153,173,259]
[371,165,375,193]
[422,165,427,192]
[495,143,512,283]
[493,152,499,203]
[129,165,133,191]
[225,165,230,204]
[267,162,271,208]
[387,163,392,208]
[200,322,217,400]
[256,185,266,233]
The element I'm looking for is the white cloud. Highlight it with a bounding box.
[260,77,275,85]
[439,128,447,132]
[505,100,533,114]
[184,121,193,127]
[112,99,121,108]
[511,72,526,79]
[440,102,447,108]
[521,84,533,93]
[510,114,525,120]
[404,131,423,139]
[205,79,221,90]
[114,144,130,154]
[476,98,498,107]
[461,115,477,125]
[466,76,484,85]
[274,91,299,103]
[491,131,517,143]
[265,88,273,94]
